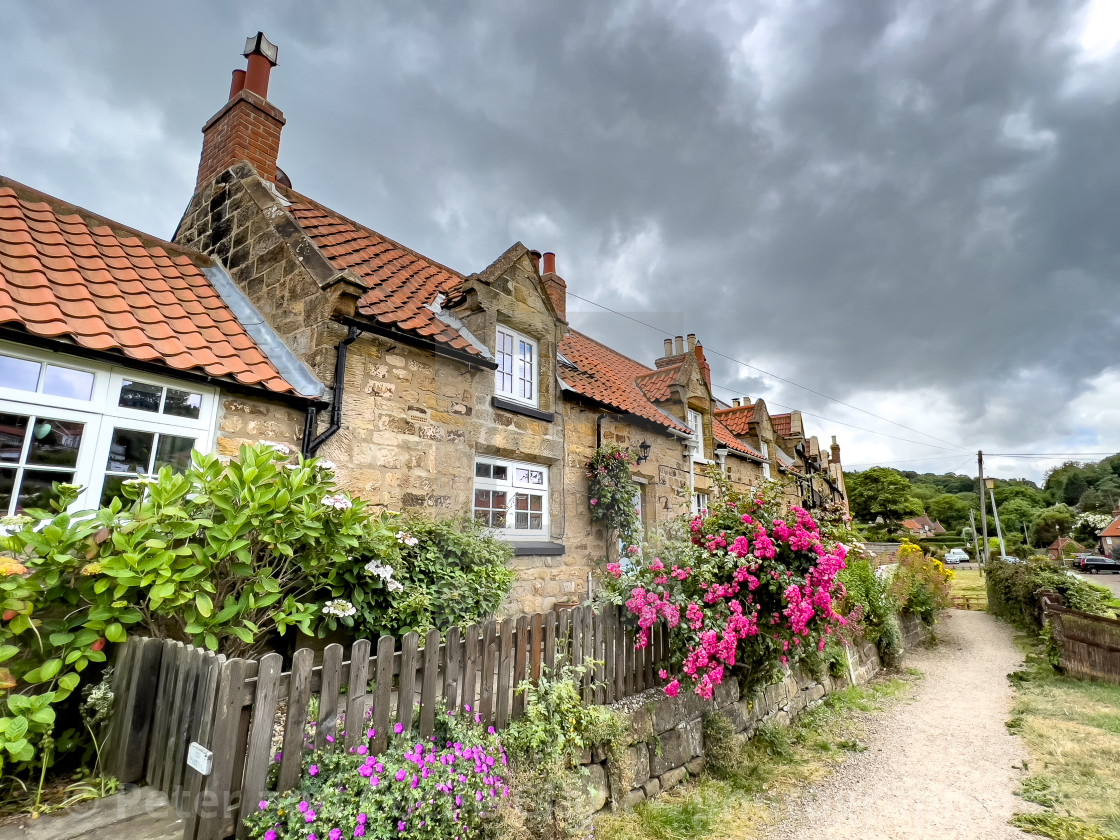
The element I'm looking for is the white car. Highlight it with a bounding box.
[944,548,968,565]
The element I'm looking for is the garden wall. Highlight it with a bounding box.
[580,612,932,814]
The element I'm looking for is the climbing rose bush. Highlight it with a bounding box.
[605,493,848,697]
[245,708,506,840]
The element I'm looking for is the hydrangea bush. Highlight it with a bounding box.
[602,479,849,696]
[245,708,506,840]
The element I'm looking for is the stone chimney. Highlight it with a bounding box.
[830,435,841,465]
[196,32,285,191]
[540,251,566,321]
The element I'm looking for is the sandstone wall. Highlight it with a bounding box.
[214,390,306,458]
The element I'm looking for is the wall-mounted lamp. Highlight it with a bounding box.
[636,440,652,465]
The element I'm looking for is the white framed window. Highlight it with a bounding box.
[0,342,217,513]
[687,409,703,460]
[619,485,644,564]
[692,492,709,516]
[473,455,548,538]
[495,326,537,407]
[761,441,771,480]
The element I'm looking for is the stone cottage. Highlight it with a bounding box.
[0,174,325,516]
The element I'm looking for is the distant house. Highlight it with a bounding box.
[900,515,946,537]
[1048,537,1085,560]
[1098,512,1120,555]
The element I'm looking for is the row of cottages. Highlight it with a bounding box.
[0,34,846,615]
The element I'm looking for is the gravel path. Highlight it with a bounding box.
[765,610,1031,839]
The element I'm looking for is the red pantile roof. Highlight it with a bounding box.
[634,365,680,403]
[1099,517,1120,538]
[771,413,793,437]
[282,189,483,358]
[0,179,300,395]
[559,330,689,434]
[715,403,755,435]
[714,418,764,459]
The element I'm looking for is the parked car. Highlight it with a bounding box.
[1080,556,1119,574]
[944,548,968,565]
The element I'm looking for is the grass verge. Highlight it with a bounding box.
[594,672,918,840]
[949,567,987,610]
[1007,634,1120,840]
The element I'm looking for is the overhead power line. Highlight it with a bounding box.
[566,289,970,452]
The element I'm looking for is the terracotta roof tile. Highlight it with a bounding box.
[280,189,484,358]
[771,413,793,437]
[713,418,764,460]
[559,330,690,434]
[634,365,680,403]
[0,178,301,396]
[715,404,755,435]
[1099,517,1120,539]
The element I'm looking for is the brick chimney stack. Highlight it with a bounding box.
[196,32,285,191]
[830,435,842,465]
[540,251,566,321]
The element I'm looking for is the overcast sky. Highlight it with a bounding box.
[2,0,1119,484]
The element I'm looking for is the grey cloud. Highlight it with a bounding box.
[1,0,1118,478]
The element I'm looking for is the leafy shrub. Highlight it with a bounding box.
[585,444,642,547]
[601,474,848,698]
[245,706,505,840]
[986,557,1118,630]
[499,660,627,840]
[891,541,953,626]
[836,554,902,660]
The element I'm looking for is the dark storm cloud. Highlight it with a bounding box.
[1,0,1117,476]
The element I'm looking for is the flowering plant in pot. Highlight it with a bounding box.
[601,475,849,697]
[584,443,641,548]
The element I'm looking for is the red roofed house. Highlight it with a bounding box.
[1098,512,1120,556]
[0,172,325,515]
[900,515,947,537]
[1048,537,1085,561]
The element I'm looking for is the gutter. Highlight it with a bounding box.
[338,316,498,371]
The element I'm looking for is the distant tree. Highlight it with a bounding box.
[1063,473,1089,507]
[995,484,1047,508]
[1030,504,1076,547]
[846,467,922,527]
[928,494,972,530]
[997,498,1043,536]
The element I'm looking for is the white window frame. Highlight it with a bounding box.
[494,326,538,408]
[0,341,218,513]
[687,408,703,460]
[761,441,771,480]
[473,455,549,539]
[692,491,709,516]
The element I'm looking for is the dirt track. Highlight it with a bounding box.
[765,610,1031,839]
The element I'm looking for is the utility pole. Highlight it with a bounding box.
[990,487,1006,557]
[978,450,990,564]
[969,509,981,565]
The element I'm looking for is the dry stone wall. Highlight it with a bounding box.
[579,613,932,816]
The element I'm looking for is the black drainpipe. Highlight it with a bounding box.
[596,412,614,448]
[305,326,360,455]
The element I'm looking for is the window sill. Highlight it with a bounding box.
[491,396,554,423]
[510,541,565,556]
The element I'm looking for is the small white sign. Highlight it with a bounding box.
[187,741,213,776]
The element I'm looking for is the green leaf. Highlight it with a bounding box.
[203,632,218,651]
[104,623,125,644]
[58,672,80,692]
[48,632,75,646]
[229,626,254,644]
[5,716,27,740]
[38,658,62,681]
[29,706,55,725]
[8,614,29,635]
[195,593,213,618]
[0,646,17,663]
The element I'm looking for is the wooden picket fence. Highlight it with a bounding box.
[105,604,666,840]
[1043,594,1120,685]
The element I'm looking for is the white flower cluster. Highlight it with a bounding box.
[1077,512,1112,530]
[322,599,356,618]
[396,531,419,547]
[122,475,158,487]
[363,559,404,592]
[257,440,292,456]
[322,494,353,511]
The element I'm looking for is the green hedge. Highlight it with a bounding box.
[985,557,1118,630]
